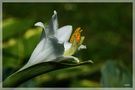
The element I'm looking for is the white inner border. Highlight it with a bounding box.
[0,0,134,90]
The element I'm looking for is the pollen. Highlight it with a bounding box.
[70,27,82,43]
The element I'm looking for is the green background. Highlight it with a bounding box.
[2,3,132,87]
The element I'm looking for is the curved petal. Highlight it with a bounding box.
[28,37,64,64]
[58,56,80,63]
[78,45,87,50]
[35,22,46,40]
[47,10,58,36]
[28,38,46,64]
[55,25,72,43]
[19,37,64,71]
[52,10,58,30]
[35,22,45,29]
[28,22,47,61]
[63,56,80,63]
[18,38,46,71]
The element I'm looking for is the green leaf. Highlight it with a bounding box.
[3,60,92,87]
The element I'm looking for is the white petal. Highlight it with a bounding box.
[19,37,64,71]
[28,38,46,64]
[52,10,58,30]
[64,56,80,63]
[18,38,46,71]
[55,25,72,43]
[64,42,72,51]
[29,38,64,64]
[34,22,45,29]
[62,56,80,63]
[54,10,57,15]
[78,45,87,50]
[36,38,64,61]
[35,22,46,40]
[27,22,47,61]
[47,10,58,36]
[53,56,80,63]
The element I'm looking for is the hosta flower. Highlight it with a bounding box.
[20,10,87,71]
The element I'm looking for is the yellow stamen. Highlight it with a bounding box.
[70,27,82,44]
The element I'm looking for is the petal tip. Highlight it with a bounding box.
[78,45,87,50]
[88,60,94,64]
[65,25,73,31]
[67,25,72,28]
[34,22,45,29]
[54,10,57,14]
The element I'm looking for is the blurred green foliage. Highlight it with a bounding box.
[2,3,132,87]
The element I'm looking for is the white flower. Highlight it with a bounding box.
[19,10,87,71]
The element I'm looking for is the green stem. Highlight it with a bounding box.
[3,61,92,87]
